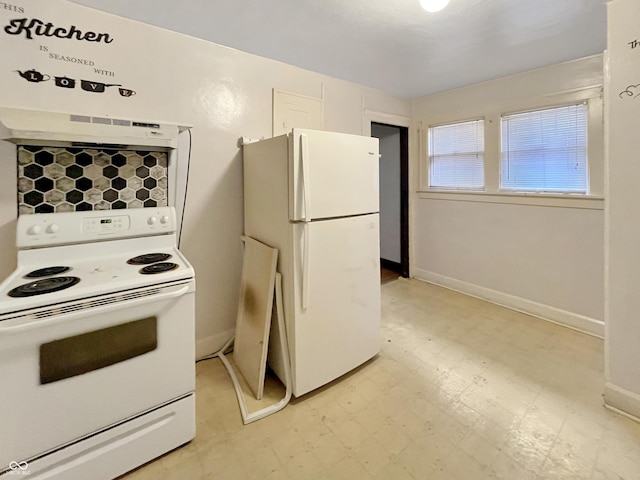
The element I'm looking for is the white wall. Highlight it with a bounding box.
[0,0,410,357]
[411,55,605,336]
[605,0,640,419]
[372,123,401,263]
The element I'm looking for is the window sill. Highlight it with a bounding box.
[416,189,604,210]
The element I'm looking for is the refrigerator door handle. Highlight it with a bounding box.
[300,133,311,221]
[302,222,310,310]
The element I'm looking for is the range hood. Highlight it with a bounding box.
[0,108,186,150]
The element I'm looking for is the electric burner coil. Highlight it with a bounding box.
[24,266,71,278]
[139,262,179,275]
[8,276,81,297]
[127,253,173,265]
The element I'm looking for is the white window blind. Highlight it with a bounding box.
[428,119,484,190]
[500,104,588,193]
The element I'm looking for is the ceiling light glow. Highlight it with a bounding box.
[420,0,450,12]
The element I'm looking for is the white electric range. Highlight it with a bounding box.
[0,206,196,480]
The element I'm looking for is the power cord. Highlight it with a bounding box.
[178,128,192,249]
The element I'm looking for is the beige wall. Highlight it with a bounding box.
[0,0,411,356]
[411,55,605,336]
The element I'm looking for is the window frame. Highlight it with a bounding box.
[426,117,486,191]
[499,102,589,194]
[419,89,604,207]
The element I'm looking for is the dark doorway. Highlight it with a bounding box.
[371,122,409,279]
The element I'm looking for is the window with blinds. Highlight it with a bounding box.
[428,119,484,190]
[500,104,588,193]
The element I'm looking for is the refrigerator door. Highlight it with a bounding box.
[289,129,379,221]
[287,213,381,396]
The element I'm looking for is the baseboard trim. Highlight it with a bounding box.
[413,268,604,338]
[604,383,640,423]
[196,329,235,360]
[381,258,401,272]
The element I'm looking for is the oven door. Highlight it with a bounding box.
[0,280,195,468]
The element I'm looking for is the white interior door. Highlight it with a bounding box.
[289,129,379,221]
[290,214,380,396]
[272,90,323,137]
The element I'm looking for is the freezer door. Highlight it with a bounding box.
[288,214,381,396]
[289,129,379,221]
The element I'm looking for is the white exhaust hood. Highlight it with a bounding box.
[0,108,186,150]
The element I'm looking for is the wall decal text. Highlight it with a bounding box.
[48,53,95,66]
[93,68,115,77]
[619,84,640,99]
[629,39,640,49]
[4,18,114,43]
[0,2,23,13]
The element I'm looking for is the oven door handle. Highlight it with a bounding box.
[0,284,191,334]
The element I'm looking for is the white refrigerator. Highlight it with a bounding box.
[243,128,381,397]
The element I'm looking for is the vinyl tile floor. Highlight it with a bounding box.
[121,278,640,480]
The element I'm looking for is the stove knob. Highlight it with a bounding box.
[28,225,42,235]
[46,224,59,234]
[147,216,157,225]
[160,215,170,224]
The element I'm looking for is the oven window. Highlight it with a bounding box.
[40,317,157,384]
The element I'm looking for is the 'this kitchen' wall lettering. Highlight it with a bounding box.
[0,2,23,13]
[4,18,113,43]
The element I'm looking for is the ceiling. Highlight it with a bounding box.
[69,0,607,99]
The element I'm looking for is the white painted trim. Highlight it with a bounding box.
[604,383,640,423]
[413,268,604,338]
[363,109,412,126]
[417,190,604,210]
[412,122,422,279]
[196,328,235,359]
[603,49,612,385]
[272,88,323,103]
[414,59,604,198]
[363,109,414,278]
[362,109,411,137]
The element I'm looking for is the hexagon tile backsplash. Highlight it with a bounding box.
[17,146,168,215]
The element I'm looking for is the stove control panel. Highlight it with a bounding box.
[17,207,177,248]
[83,215,131,233]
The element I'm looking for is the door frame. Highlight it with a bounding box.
[371,121,410,278]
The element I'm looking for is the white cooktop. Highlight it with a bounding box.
[0,207,194,316]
